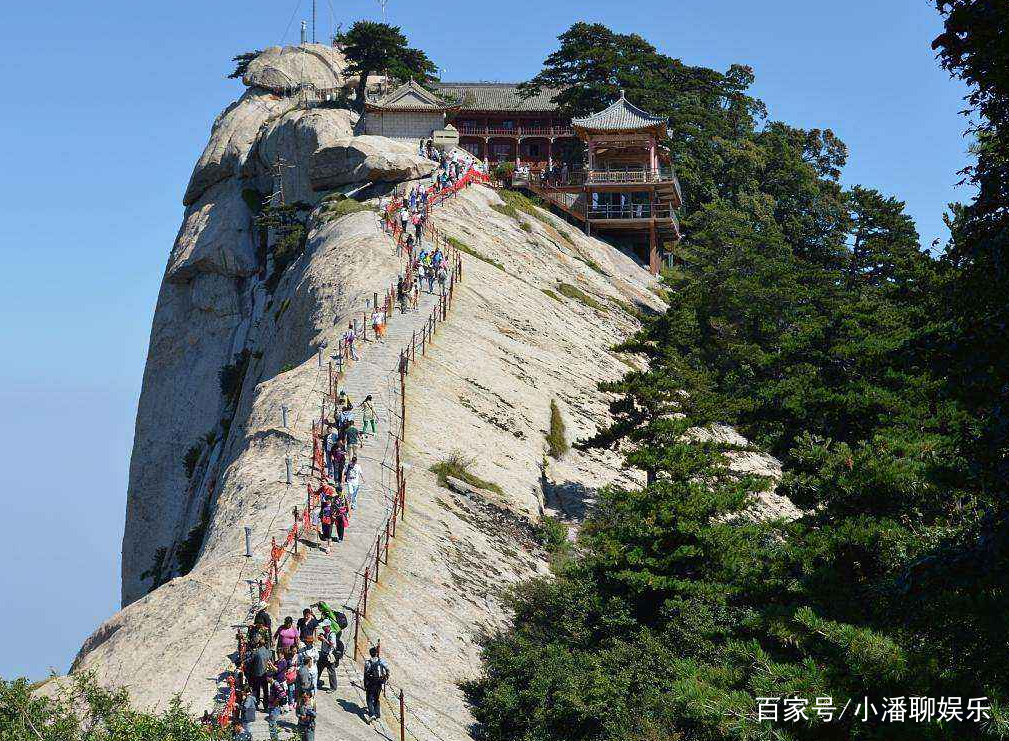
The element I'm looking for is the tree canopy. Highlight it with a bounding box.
[1,673,223,741]
[467,11,1009,740]
[336,21,438,111]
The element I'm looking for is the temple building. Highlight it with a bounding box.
[364,80,460,143]
[362,81,681,275]
[527,92,682,274]
[433,83,581,169]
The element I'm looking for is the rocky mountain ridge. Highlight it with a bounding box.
[67,44,796,739]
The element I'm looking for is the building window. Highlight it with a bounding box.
[528,143,541,158]
[492,143,511,156]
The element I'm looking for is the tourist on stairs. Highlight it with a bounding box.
[346,457,364,511]
[275,616,299,656]
[297,656,317,704]
[333,490,350,542]
[247,637,273,711]
[296,695,317,741]
[236,686,256,740]
[319,495,334,554]
[297,608,319,644]
[316,623,340,691]
[361,395,377,439]
[363,646,390,724]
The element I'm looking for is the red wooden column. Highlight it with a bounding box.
[649,220,660,276]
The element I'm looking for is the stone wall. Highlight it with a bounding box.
[364,110,445,141]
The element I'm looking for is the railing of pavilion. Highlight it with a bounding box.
[586,203,679,222]
[530,167,679,187]
[456,123,575,137]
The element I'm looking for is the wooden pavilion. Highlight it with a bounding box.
[527,92,682,274]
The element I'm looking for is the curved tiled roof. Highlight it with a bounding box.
[572,92,667,132]
[433,82,560,112]
[366,79,455,111]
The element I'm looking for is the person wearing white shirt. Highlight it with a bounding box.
[346,457,364,510]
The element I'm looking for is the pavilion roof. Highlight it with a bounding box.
[434,82,561,112]
[571,92,667,134]
[365,80,456,112]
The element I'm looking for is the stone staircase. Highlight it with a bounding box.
[248,283,444,741]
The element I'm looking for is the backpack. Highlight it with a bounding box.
[364,658,389,687]
[272,681,288,704]
[299,666,314,690]
[334,611,349,629]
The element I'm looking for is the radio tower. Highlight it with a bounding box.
[312,0,317,43]
[378,0,389,22]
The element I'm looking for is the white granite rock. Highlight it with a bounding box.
[310,135,437,189]
[242,44,346,94]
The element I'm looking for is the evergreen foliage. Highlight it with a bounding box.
[0,673,223,740]
[547,400,568,459]
[336,22,437,111]
[227,50,261,80]
[466,13,1009,740]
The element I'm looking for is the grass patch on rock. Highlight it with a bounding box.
[557,282,607,312]
[431,451,503,495]
[319,197,375,221]
[499,189,565,231]
[542,288,561,302]
[547,399,569,459]
[447,235,506,272]
[575,254,605,274]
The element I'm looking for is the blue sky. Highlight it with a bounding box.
[0,0,968,680]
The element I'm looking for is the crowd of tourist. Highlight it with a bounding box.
[229,601,390,741]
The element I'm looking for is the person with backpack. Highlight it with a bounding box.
[345,422,360,459]
[316,624,342,690]
[328,439,346,485]
[397,275,409,314]
[363,646,390,723]
[437,264,448,295]
[314,601,348,637]
[344,323,359,361]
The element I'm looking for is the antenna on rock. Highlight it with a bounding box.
[300,20,308,44]
[312,0,317,43]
